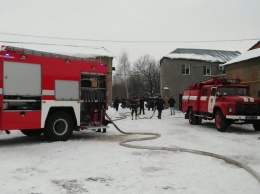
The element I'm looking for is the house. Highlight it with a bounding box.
[160,48,240,110]
[221,46,260,98]
[248,41,260,50]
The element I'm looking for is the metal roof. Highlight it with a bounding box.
[166,48,240,63]
[222,47,260,66]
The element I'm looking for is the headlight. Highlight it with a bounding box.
[228,107,233,113]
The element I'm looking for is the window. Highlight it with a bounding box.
[219,65,224,71]
[217,87,249,96]
[182,64,190,75]
[203,65,211,76]
[210,88,216,96]
[219,65,225,74]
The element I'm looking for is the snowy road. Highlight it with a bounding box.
[0,108,260,194]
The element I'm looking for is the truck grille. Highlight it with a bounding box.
[235,102,260,115]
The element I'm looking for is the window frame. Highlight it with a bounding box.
[182,64,190,75]
[203,65,211,76]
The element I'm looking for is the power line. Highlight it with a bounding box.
[0,32,259,44]
[0,40,107,50]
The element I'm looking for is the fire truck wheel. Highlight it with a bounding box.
[196,117,202,125]
[253,122,260,131]
[44,112,74,141]
[188,108,197,125]
[20,129,43,137]
[215,111,227,132]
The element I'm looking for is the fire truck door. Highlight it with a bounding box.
[208,87,217,113]
[1,61,42,130]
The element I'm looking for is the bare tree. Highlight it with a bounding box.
[116,50,131,99]
[112,53,160,99]
[133,54,160,97]
[128,71,143,97]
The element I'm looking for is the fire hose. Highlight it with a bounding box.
[136,107,157,119]
[105,112,260,185]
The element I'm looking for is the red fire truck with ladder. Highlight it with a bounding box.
[0,45,110,141]
[182,77,260,132]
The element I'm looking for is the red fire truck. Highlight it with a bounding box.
[0,45,110,141]
[182,77,260,132]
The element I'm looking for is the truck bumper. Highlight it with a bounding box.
[226,115,260,120]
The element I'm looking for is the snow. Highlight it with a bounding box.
[222,48,260,66]
[0,107,260,194]
[165,53,222,63]
[0,43,114,59]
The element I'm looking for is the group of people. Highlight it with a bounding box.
[112,97,129,111]
[113,95,176,120]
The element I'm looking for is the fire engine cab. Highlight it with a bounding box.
[0,45,110,141]
[182,77,260,132]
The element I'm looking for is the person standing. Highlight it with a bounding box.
[114,97,120,111]
[129,98,132,110]
[130,97,138,120]
[150,99,155,111]
[168,96,176,115]
[147,99,151,111]
[121,98,126,108]
[155,95,165,119]
[139,96,145,115]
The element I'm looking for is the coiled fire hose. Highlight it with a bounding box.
[105,112,260,185]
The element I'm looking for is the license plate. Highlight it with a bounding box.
[246,116,257,120]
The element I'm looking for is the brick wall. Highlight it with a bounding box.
[225,58,260,98]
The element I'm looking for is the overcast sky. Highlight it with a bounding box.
[0,0,259,66]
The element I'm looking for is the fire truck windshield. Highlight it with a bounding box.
[217,87,248,96]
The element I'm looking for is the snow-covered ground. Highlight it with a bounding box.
[0,107,260,194]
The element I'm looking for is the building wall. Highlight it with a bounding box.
[225,58,260,98]
[97,56,114,106]
[160,58,223,110]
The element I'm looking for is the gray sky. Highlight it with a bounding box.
[0,0,259,66]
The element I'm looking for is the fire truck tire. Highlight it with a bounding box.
[253,122,260,131]
[215,111,227,132]
[196,117,202,125]
[44,112,74,141]
[188,108,197,125]
[20,129,43,137]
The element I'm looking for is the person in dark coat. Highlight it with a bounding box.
[130,97,139,120]
[147,99,151,111]
[139,96,145,115]
[150,99,155,111]
[155,95,165,119]
[113,97,120,111]
[168,96,176,115]
[121,98,126,108]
